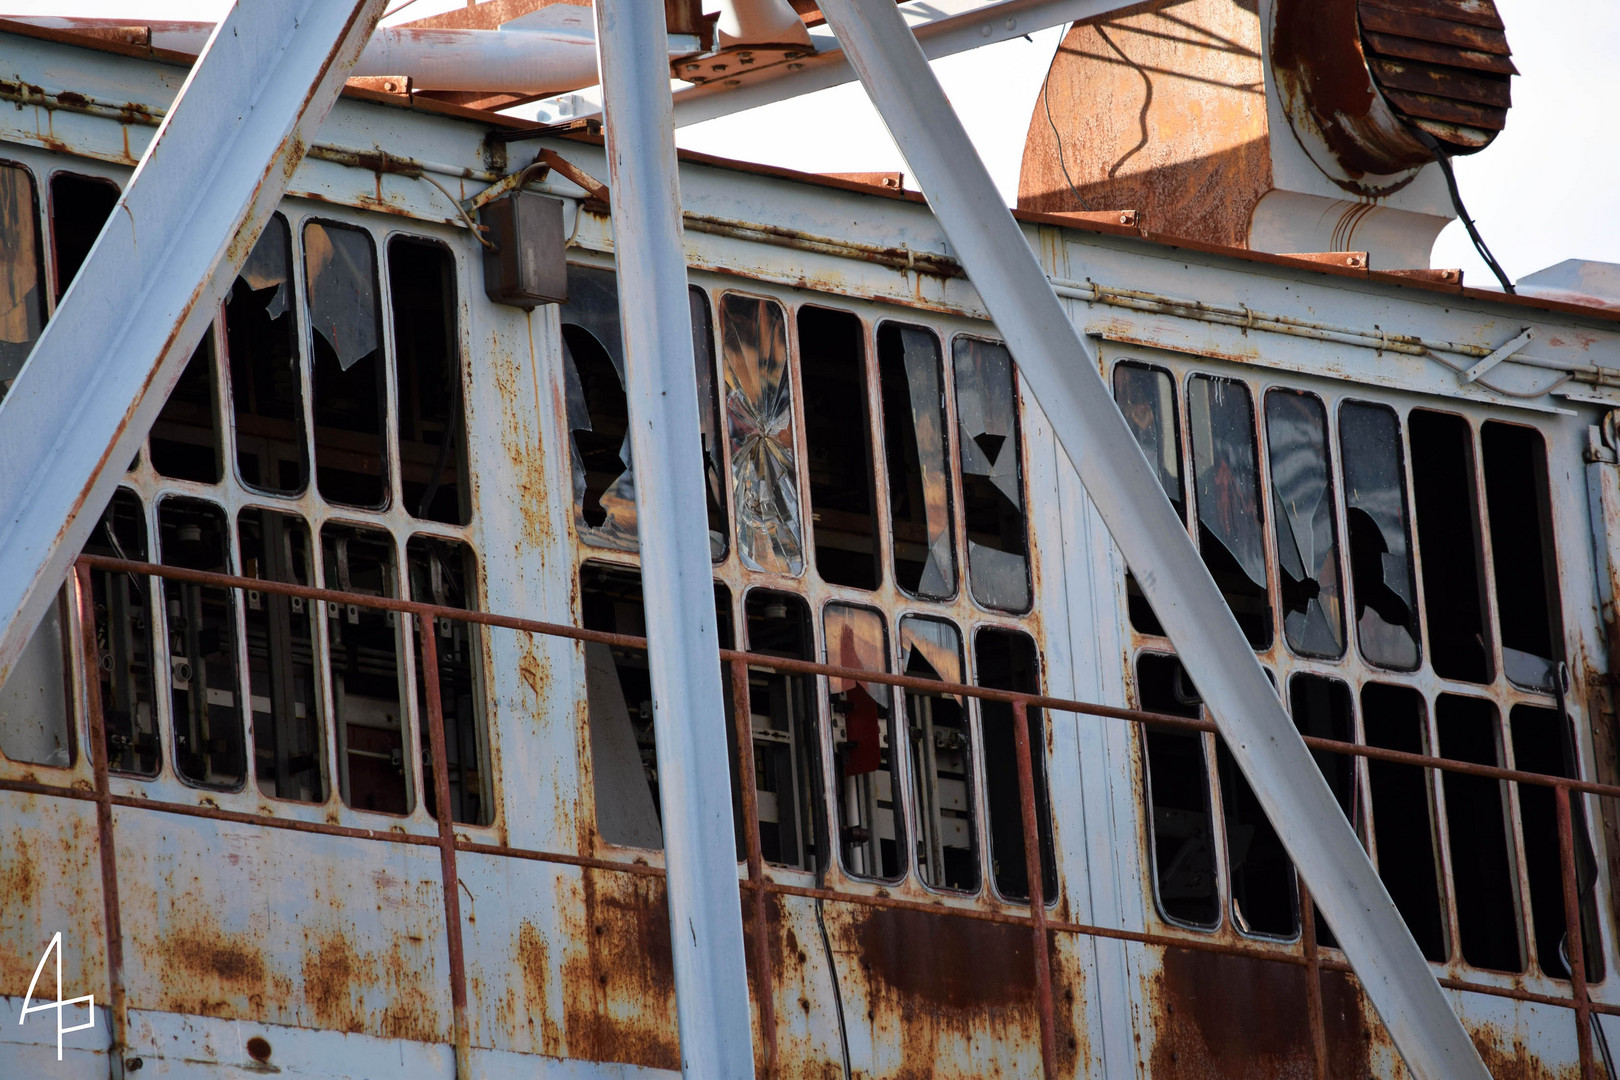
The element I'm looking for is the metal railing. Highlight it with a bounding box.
[3,553,1615,1079]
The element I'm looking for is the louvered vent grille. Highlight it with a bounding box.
[1358,0,1516,152]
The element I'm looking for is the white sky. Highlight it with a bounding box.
[6,0,1616,285]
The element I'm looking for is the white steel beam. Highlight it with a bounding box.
[815,3,1492,1079]
[0,0,389,680]
[592,3,755,1079]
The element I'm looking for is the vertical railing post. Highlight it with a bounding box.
[1299,882,1329,1080]
[729,658,779,1077]
[419,618,472,1078]
[1010,700,1058,1080]
[1556,783,1596,1080]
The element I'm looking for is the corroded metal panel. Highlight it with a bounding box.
[0,793,106,1001]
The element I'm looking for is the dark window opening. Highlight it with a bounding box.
[954,337,1031,613]
[389,238,468,525]
[49,172,119,300]
[1137,653,1219,927]
[1339,402,1420,671]
[1511,704,1604,980]
[1187,375,1272,649]
[878,322,955,600]
[0,589,74,768]
[722,292,804,575]
[737,589,819,870]
[1216,735,1297,938]
[1113,362,1184,636]
[239,508,324,803]
[827,603,903,880]
[1289,674,1357,948]
[1436,694,1523,971]
[0,161,46,400]
[408,536,488,825]
[84,490,159,776]
[692,287,728,561]
[1265,390,1345,659]
[562,265,637,548]
[980,627,1057,902]
[158,498,245,790]
[901,616,977,892]
[228,214,308,495]
[323,523,410,815]
[1409,410,1492,683]
[1360,683,1447,961]
[305,221,388,509]
[150,333,224,485]
[800,306,880,590]
[1482,422,1563,692]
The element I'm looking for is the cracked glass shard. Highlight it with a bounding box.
[879,322,955,600]
[722,292,803,575]
[561,264,638,550]
[691,287,728,561]
[0,162,44,400]
[1338,402,1420,670]
[305,221,388,508]
[230,213,309,495]
[1113,362,1184,635]
[1188,375,1271,649]
[952,336,1030,613]
[1265,390,1345,659]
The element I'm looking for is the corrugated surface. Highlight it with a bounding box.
[1358,0,1516,151]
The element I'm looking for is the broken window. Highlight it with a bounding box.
[978,628,1057,902]
[1482,422,1563,691]
[826,603,903,880]
[954,336,1031,613]
[1113,362,1185,635]
[692,287,728,561]
[901,616,977,891]
[1511,704,1604,980]
[239,508,324,803]
[1265,390,1344,659]
[84,490,159,776]
[408,535,489,825]
[0,591,73,768]
[1436,694,1523,972]
[739,589,819,870]
[1137,652,1219,927]
[1289,674,1356,947]
[48,172,119,300]
[1187,375,1271,649]
[158,498,245,789]
[149,332,224,485]
[390,238,468,525]
[228,213,308,495]
[562,265,637,549]
[723,292,804,575]
[305,220,388,509]
[1409,410,1492,683]
[323,523,410,815]
[1338,401,1420,671]
[878,323,955,599]
[801,306,880,590]
[1216,734,1296,938]
[1361,683,1447,960]
[0,161,45,400]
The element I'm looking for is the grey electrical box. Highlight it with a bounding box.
[480,191,568,309]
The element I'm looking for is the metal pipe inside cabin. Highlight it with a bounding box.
[592,2,756,1077]
[813,2,1493,1078]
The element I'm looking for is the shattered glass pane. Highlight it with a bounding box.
[84,490,159,777]
[692,287,728,561]
[1264,390,1345,659]
[408,535,489,825]
[900,616,977,892]
[952,336,1030,613]
[0,162,45,400]
[305,221,388,508]
[390,238,468,525]
[825,603,902,880]
[1113,362,1184,635]
[1188,375,1271,649]
[879,323,955,600]
[49,172,119,300]
[723,292,804,575]
[562,264,638,550]
[150,332,224,485]
[1339,402,1421,671]
[229,214,309,495]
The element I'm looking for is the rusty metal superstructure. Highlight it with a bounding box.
[5,2,1620,1078]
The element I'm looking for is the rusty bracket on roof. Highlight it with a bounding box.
[463,148,612,219]
[1461,326,1536,383]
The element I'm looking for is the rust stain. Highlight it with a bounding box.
[512,919,565,1055]
[155,917,289,1019]
[1469,1022,1582,1080]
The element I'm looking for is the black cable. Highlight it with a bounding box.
[1042,73,1091,211]
[1412,128,1515,294]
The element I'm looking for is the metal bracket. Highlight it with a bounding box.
[1460,326,1535,383]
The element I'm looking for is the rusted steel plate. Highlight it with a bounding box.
[1359,0,1506,32]
[742,892,846,1079]
[1368,57,1513,108]
[0,793,106,1001]
[1361,31,1517,76]
[1379,87,1509,130]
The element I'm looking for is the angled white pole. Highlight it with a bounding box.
[593,3,756,1078]
[0,0,390,681]
[816,3,1490,1079]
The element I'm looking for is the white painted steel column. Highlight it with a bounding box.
[0,0,388,680]
[816,3,1490,1078]
[593,4,756,1078]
